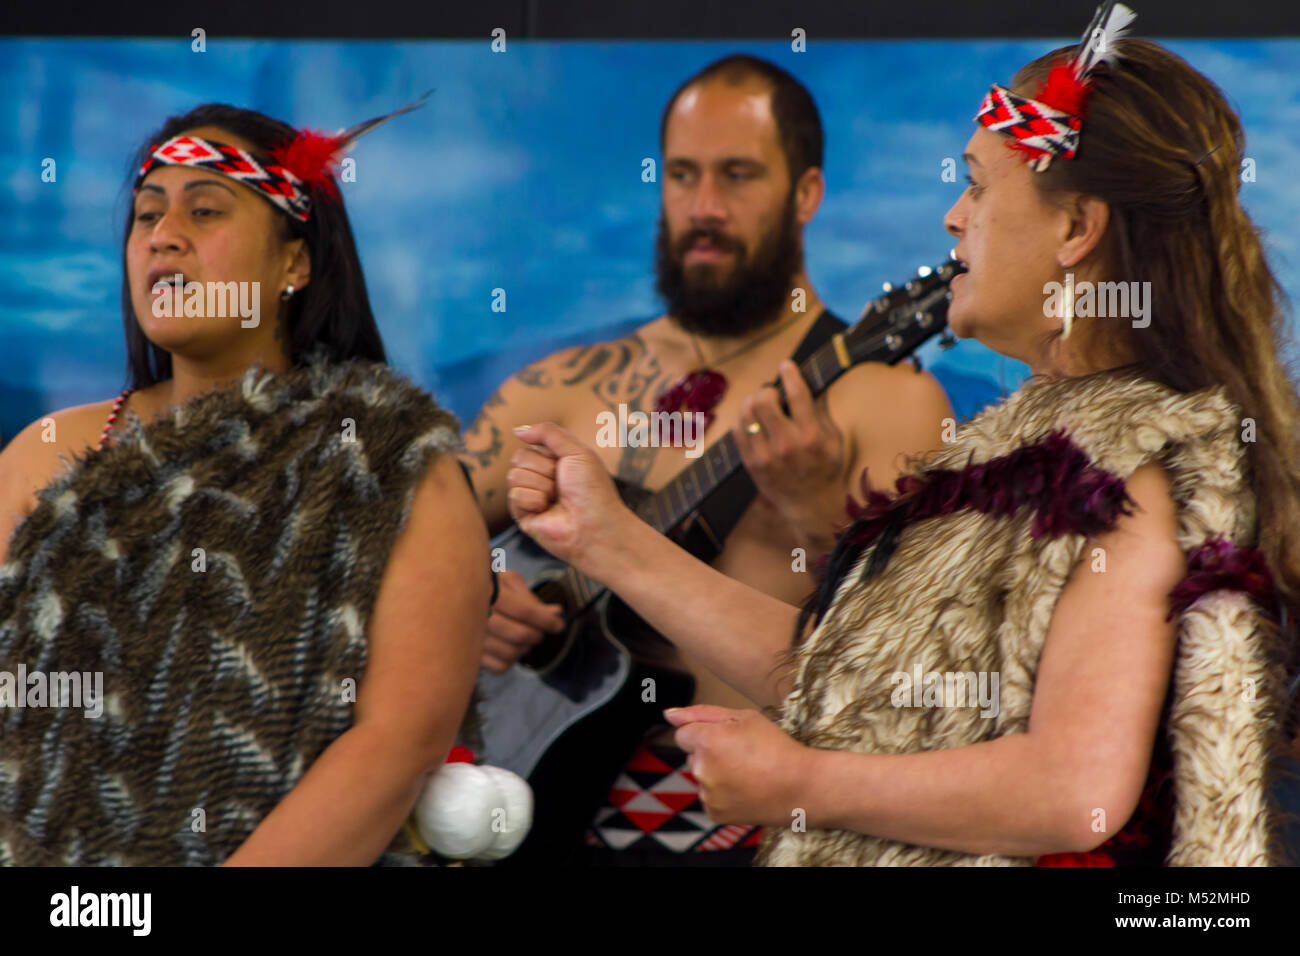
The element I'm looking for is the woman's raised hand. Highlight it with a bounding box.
[507,422,632,573]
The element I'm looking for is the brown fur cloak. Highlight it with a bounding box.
[0,356,461,865]
[763,369,1290,866]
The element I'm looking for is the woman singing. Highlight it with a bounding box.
[503,6,1300,865]
[0,101,491,865]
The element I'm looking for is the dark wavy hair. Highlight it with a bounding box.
[121,103,387,387]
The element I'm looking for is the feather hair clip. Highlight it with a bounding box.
[270,89,435,200]
[135,89,434,221]
[974,1,1137,170]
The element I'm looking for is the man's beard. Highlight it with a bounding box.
[653,192,804,339]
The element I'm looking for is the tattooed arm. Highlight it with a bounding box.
[461,333,670,535]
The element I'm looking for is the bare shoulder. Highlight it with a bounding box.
[1082,459,1183,594]
[392,454,492,578]
[462,321,665,526]
[833,360,951,408]
[1,398,115,483]
[0,397,117,554]
[475,319,664,421]
[827,360,954,439]
[542,318,666,393]
[1111,460,1180,550]
[1122,459,1177,517]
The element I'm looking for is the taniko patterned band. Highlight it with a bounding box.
[134,135,313,222]
[975,84,1082,161]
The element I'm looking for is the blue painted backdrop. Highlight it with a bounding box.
[2,38,1297,448]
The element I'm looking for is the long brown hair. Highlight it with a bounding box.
[1010,39,1300,658]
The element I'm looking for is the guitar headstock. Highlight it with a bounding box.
[842,258,965,366]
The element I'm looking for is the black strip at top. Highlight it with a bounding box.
[4,0,1299,39]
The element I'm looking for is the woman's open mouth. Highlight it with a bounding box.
[147,270,187,295]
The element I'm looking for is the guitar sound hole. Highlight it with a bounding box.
[519,579,576,673]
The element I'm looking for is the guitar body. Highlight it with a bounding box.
[476,487,696,866]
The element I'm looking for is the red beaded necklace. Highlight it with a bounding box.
[96,387,134,452]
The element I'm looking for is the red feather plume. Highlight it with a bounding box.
[1035,58,1091,117]
[269,129,346,200]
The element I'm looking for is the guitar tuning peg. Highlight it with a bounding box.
[938,329,957,350]
[917,265,932,278]
[882,281,893,293]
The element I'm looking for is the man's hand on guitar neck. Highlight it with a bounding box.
[733,359,850,555]
[735,357,956,558]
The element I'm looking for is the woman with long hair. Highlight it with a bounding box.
[503,6,1300,865]
[0,102,491,865]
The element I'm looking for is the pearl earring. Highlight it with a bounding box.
[281,284,295,301]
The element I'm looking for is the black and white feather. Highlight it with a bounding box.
[1074,1,1137,78]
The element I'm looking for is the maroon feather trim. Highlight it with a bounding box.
[1165,536,1276,621]
[829,429,1276,621]
[840,429,1135,551]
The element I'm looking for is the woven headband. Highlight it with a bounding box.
[136,135,312,220]
[974,1,1136,170]
[975,85,1082,163]
[133,90,432,222]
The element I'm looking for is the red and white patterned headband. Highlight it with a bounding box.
[976,85,1082,164]
[136,135,313,220]
[133,90,432,222]
[974,1,1136,170]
